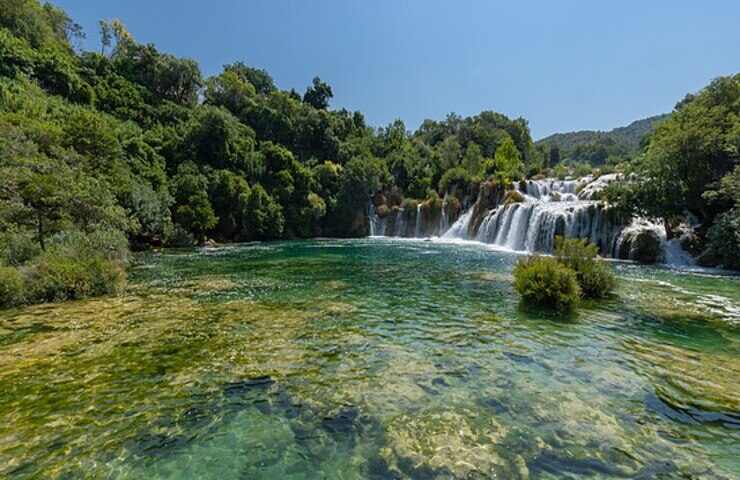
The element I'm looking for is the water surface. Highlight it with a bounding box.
[1,239,739,479]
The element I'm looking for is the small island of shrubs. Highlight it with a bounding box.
[513,237,616,311]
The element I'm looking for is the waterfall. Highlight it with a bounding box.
[440,209,449,234]
[447,178,646,256]
[442,210,473,239]
[414,204,422,238]
[366,176,694,263]
[395,208,406,237]
[368,203,385,237]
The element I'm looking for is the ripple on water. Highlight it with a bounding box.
[0,240,739,479]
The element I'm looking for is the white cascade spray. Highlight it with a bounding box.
[367,176,696,264]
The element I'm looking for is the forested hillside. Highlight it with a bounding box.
[604,77,740,269]
[537,114,669,167]
[0,0,539,307]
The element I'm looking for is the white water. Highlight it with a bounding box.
[447,179,623,255]
[369,176,695,265]
[414,204,422,238]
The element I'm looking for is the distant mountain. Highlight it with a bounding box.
[537,114,670,153]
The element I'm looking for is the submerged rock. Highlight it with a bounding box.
[381,408,508,478]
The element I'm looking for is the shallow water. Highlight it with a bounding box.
[1,238,739,479]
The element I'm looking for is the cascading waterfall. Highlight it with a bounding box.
[456,179,627,255]
[368,176,692,264]
[414,204,422,238]
[368,203,384,237]
[395,208,406,237]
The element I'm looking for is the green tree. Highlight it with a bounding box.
[494,135,524,181]
[303,76,333,110]
[171,165,217,242]
[462,143,484,176]
[242,184,284,240]
[224,62,276,95]
[605,75,740,237]
[180,106,257,171]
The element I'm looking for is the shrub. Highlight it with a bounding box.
[14,230,129,305]
[706,209,740,270]
[554,237,616,298]
[573,162,592,178]
[0,231,41,266]
[629,230,662,264]
[48,228,129,263]
[167,225,196,247]
[513,256,581,311]
[0,266,25,308]
[26,252,125,303]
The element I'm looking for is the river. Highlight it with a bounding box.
[1,239,738,478]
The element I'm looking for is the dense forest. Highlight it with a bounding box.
[604,77,740,269]
[0,0,540,306]
[0,0,738,309]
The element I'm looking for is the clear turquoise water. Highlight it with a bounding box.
[1,239,739,479]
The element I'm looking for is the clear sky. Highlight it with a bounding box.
[55,0,740,139]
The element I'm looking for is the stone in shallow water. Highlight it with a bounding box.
[223,376,275,397]
[381,408,508,478]
[321,406,361,437]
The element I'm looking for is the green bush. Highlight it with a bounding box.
[513,256,581,311]
[0,266,25,308]
[26,252,125,303]
[0,231,41,266]
[707,209,740,270]
[47,229,129,263]
[554,237,616,298]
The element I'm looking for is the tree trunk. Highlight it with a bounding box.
[37,214,46,251]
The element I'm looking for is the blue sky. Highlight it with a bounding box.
[56,0,739,138]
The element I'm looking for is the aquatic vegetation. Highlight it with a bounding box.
[1,240,739,479]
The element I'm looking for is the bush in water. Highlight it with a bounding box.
[513,256,581,311]
[554,237,616,298]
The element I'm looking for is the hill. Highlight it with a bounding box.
[537,114,670,153]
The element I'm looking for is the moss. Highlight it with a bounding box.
[443,194,461,220]
[385,207,400,234]
[503,190,525,205]
[375,204,391,218]
[401,198,419,211]
[423,194,443,218]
